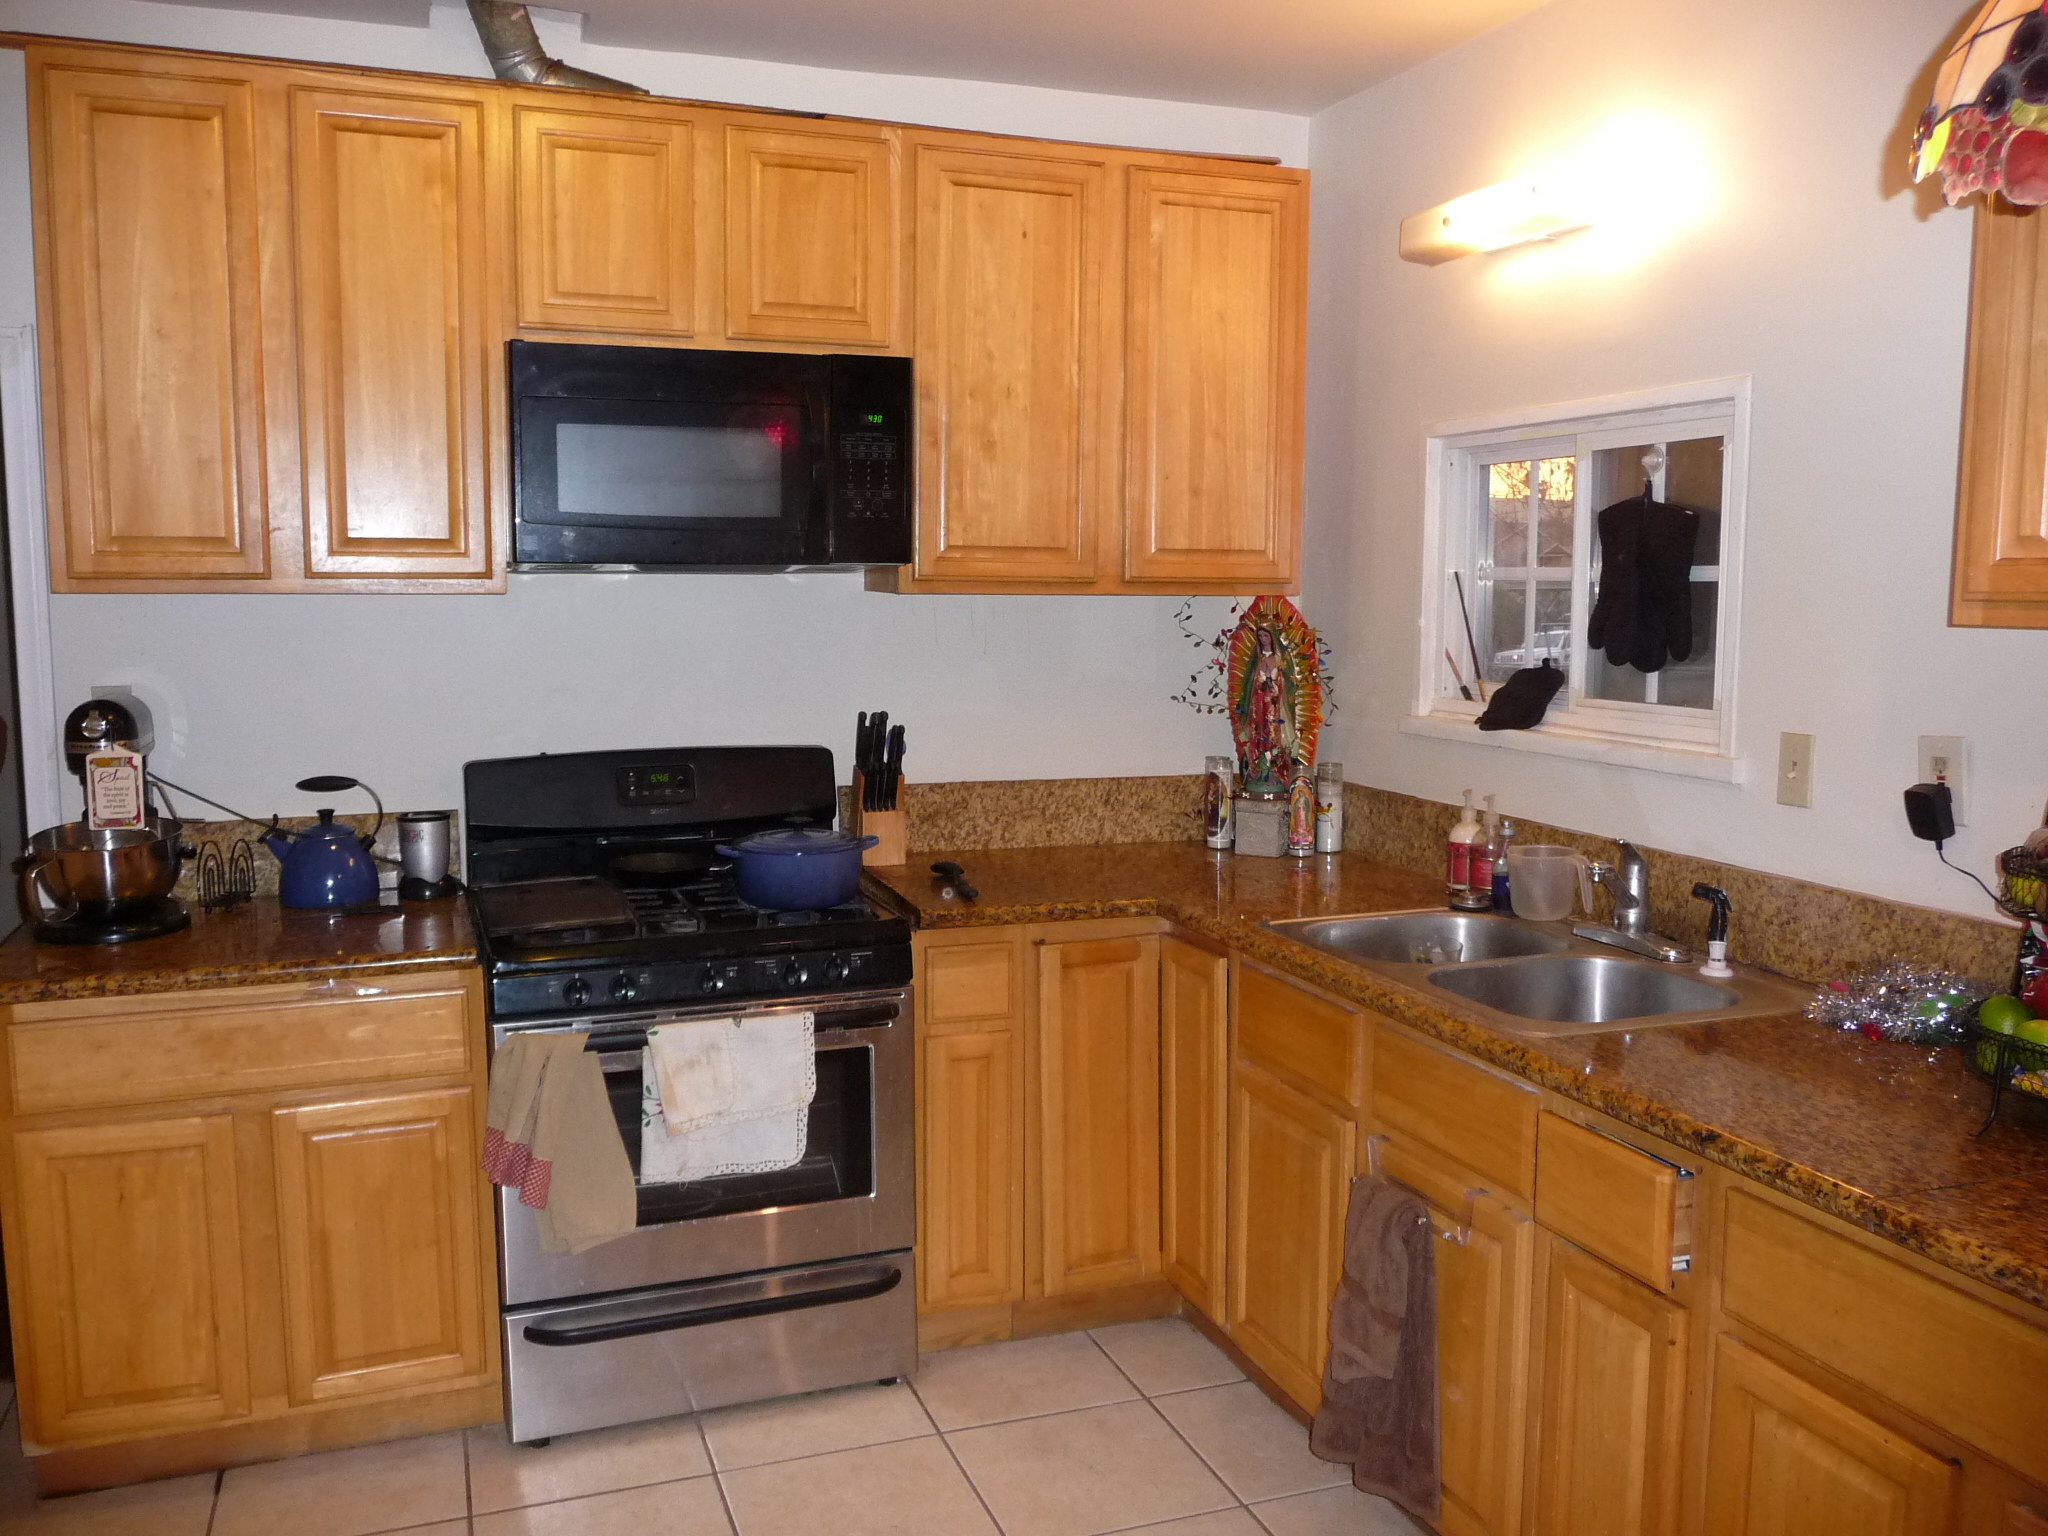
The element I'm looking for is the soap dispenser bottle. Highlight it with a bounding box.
[1490,817,1517,912]
[1447,790,1487,910]
[1468,796,1499,910]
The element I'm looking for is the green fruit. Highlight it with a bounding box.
[1979,994,2034,1035]
[2016,1017,2048,1048]
[1975,1039,2003,1073]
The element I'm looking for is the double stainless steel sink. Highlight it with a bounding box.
[1267,910,1808,1038]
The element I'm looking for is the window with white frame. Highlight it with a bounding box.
[1414,379,1748,771]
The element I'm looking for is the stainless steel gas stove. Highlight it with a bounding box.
[465,746,916,1445]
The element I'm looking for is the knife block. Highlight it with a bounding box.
[850,773,909,868]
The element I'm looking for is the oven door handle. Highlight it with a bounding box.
[520,1266,902,1347]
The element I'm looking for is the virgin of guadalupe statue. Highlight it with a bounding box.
[1225,597,1323,797]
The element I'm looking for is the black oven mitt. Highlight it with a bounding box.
[1585,487,1700,673]
[1476,659,1564,730]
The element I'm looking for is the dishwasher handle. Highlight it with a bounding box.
[521,1265,902,1347]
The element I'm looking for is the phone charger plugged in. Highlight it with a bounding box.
[1904,782,1956,843]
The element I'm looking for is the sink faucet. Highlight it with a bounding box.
[1574,840,1690,962]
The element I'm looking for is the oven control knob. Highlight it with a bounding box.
[699,968,727,995]
[610,973,638,1004]
[782,958,812,988]
[825,955,852,985]
[561,976,591,1009]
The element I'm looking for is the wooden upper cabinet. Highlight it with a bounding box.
[726,122,896,346]
[1702,1336,1956,1536]
[1123,165,1305,587]
[1037,933,1161,1295]
[1954,202,2048,628]
[513,101,697,336]
[910,141,1118,584]
[31,59,272,585]
[12,1115,250,1445]
[271,1088,488,1405]
[289,82,497,582]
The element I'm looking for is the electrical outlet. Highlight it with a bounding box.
[1917,735,1967,826]
[1777,732,1814,808]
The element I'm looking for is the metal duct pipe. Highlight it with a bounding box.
[465,0,647,93]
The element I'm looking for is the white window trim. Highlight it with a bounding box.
[1408,376,1751,781]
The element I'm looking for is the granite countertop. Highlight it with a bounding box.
[865,844,2048,1313]
[0,896,478,1004]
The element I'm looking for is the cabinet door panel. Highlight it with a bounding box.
[1038,935,1160,1294]
[919,1028,1021,1309]
[272,1088,486,1404]
[1225,1059,1351,1410]
[1123,166,1304,586]
[1703,1336,1955,1536]
[1953,202,2048,627]
[1160,938,1228,1320]
[1379,1133,1534,1536]
[35,62,270,582]
[1532,1236,1687,1536]
[515,103,694,335]
[291,85,493,579]
[912,144,1115,582]
[727,124,894,345]
[13,1115,250,1444]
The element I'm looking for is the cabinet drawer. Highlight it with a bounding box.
[1535,1112,1691,1291]
[921,937,1020,1027]
[9,979,472,1114]
[1234,963,1365,1110]
[1371,1027,1536,1201]
[1721,1189,2048,1487]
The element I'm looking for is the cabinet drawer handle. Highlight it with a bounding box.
[522,1266,901,1347]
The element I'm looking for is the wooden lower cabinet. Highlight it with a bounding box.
[1530,1235,1686,1536]
[1037,934,1161,1295]
[918,1027,1022,1310]
[0,970,497,1479]
[11,1115,251,1444]
[271,1088,487,1405]
[1702,1335,1957,1536]
[1159,936,1228,1321]
[1225,1058,1351,1409]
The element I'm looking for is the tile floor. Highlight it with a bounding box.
[0,1320,1425,1536]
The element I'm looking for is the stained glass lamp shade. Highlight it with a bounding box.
[1914,0,2048,203]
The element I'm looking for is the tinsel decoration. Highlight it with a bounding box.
[1804,962,1989,1045]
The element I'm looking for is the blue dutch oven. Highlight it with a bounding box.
[716,827,878,910]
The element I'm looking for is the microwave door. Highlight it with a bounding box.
[515,396,815,568]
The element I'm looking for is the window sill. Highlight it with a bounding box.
[1399,712,1744,783]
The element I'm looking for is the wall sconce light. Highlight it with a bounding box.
[1398,174,1592,265]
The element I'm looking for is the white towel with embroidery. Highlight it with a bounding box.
[639,1012,815,1183]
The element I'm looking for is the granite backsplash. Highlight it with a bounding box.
[837,774,2019,989]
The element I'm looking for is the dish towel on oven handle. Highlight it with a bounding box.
[640,1011,817,1183]
[481,1031,637,1254]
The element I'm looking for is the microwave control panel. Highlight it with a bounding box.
[837,432,900,518]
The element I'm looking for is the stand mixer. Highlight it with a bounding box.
[17,697,193,945]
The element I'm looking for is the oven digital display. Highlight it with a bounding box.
[619,765,695,805]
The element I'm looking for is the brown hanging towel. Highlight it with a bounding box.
[1309,1173,1441,1524]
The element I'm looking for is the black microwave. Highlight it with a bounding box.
[509,341,913,571]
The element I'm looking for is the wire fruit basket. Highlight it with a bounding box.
[1997,845,2048,920]
[1961,1012,2048,1133]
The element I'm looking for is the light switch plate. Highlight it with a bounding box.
[1917,735,1967,826]
[1777,732,1814,808]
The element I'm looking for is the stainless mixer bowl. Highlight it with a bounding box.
[19,817,188,915]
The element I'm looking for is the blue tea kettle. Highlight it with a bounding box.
[264,775,383,909]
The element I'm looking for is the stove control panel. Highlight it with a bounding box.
[490,944,913,1020]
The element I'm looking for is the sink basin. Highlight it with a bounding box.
[1271,911,1574,965]
[1426,954,1738,1026]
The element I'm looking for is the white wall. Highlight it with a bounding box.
[1303,0,2043,920]
[0,0,1308,821]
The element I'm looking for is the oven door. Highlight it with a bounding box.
[492,989,912,1306]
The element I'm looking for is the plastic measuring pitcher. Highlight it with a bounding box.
[1505,845,1593,922]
